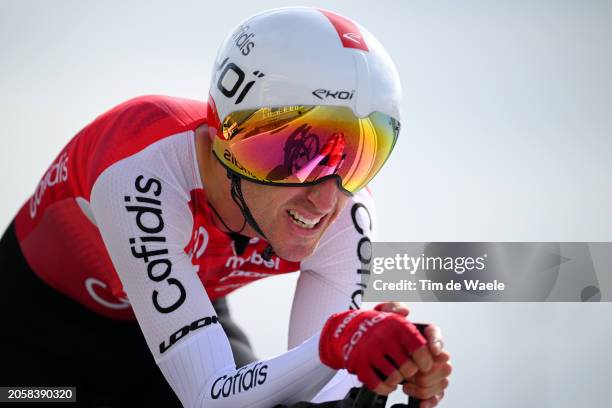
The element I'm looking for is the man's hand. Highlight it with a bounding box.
[402,351,451,407]
[372,302,451,408]
[319,305,427,394]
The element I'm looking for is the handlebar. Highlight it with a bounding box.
[334,384,419,408]
[348,387,413,408]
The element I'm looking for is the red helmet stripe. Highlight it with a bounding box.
[319,9,369,51]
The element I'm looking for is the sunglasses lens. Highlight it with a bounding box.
[213,106,399,193]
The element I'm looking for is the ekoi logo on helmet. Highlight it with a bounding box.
[342,32,362,45]
[319,9,369,51]
[312,89,355,100]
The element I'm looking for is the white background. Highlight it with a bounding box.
[1,1,611,406]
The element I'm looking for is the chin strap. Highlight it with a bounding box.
[227,171,276,261]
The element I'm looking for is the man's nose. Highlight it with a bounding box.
[305,178,341,213]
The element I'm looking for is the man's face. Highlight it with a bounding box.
[242,178,351,262]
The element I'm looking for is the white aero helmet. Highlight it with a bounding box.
[208,6,401,196]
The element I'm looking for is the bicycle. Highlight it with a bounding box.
[273,385,419,408]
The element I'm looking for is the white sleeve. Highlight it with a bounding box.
[290,189,377,402]
[90,135,335,408]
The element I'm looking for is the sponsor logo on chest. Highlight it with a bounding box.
[224,249,280,270]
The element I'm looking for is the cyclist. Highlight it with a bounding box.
[0,7,451,408]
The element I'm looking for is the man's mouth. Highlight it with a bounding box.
[287,209,323,229]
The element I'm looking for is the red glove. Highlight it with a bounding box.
[319,309,426,391]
